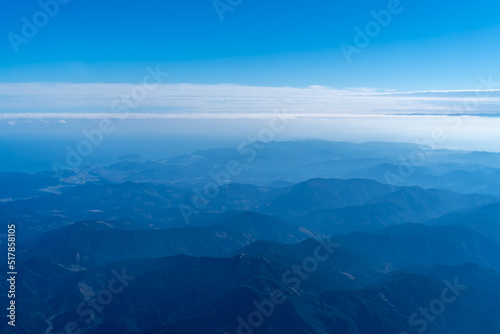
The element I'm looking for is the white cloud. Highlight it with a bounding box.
[1,82,500,119]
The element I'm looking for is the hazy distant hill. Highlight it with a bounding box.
[3,140,500,334]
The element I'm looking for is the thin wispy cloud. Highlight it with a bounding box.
[1,82,500,119]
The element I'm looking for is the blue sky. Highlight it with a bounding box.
[1,0,500,90]
[2,0,500,169]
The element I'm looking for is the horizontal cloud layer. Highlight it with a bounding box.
[1,82,500,119]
